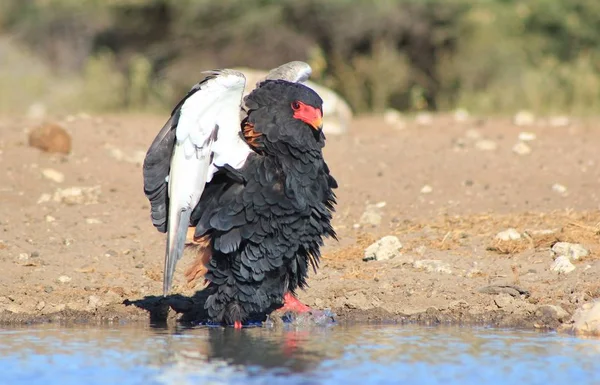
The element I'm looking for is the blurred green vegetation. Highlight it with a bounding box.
[1,0,600,115]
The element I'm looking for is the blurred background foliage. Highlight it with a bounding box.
[1,0,600,115]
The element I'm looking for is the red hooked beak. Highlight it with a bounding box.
[292,102,323,130]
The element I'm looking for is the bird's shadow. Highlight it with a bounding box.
[123,289,272,327]
[123,289,211,326]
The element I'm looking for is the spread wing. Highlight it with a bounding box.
[143,69,251,295]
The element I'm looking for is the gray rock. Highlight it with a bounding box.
[551,242,589,261]
[536,305,569,321]
[104,249,118,258]
[363,236,403,262]
[478,285,530,297]
[413,259,452,274]
[550,256,576,274]
[566,301,600,336]
[494,293,514,309]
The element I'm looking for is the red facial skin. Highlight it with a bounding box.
[292,101,323,130]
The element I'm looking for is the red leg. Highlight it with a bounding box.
[280,293,311,313]
[234,321,242,329]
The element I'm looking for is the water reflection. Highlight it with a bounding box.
[148,327,325,374]
[1,324,600,385]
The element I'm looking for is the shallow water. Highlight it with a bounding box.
[1,323,599,385]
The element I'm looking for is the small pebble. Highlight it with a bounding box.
[550,256,576,274]
[86,218,102,224]
[453,108,469,122]
[383,109,406,129]
[18,253,29,260]
[37,194,51,204]
[45,215,56,222]
[512,141,532,155]
[475,139,497,151]
[513,110,535,126]
[41,168,65,183]
[44,286,54,293]
[104,250,118,258]
[495,228,522,241]
[57,275,72,283]
[135,263,144,269]
[518,132,536,141]
[420,185,433,194]
[551,183,568,196]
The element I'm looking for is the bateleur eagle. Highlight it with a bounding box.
[143,62,337,328]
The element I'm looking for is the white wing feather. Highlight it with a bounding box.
[164,70,251,295]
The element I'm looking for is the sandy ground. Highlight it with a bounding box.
[1,113,599,330]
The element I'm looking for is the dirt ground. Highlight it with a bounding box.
[1,113,600,330]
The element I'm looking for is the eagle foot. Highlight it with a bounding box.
[280,293,311,313]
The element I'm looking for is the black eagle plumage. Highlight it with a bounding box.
[143,64,337,325]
